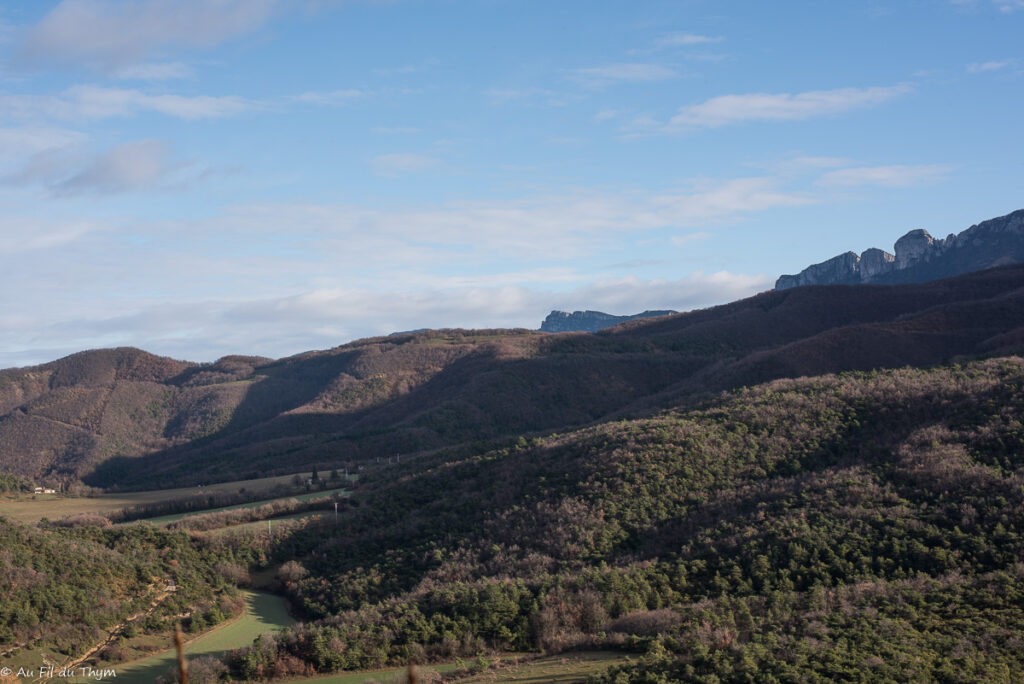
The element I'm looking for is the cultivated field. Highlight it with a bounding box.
[0,471,341,523]
[98,591,295,684]
[275,652,629,683]
[279,663,459,684]
[453,651,629,683]
[195,510,328,538]
[144,486,349,525]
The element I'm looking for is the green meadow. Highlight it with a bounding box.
[97,591,295,684]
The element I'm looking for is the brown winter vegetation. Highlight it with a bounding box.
[214,355,1024,681]
[3,265,1024,681]
[1,265,1023,492]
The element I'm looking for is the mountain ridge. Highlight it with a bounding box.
[3,263,1024,490]
[776,208,1024,289]
[540,309,677,332]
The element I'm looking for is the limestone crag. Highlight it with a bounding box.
[894,229,937,268]
[540,309,676,333]
[775,209,1024,290]
[859,247,895,280]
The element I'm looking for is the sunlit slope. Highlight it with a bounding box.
[2,264,1023,490]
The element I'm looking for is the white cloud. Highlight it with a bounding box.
[0,218,99,253]
[667,85,910,130]
[371,153,440,177]
[4,137,197,196]
[6,146,82,187]
[570,63,678,88]
[54,139,172,195]
[753,155,854,177]
[656,32,722,47]
[950,0,1024,11]
[968,60,1015,73]
[817,164,953,188]
[0,84,376,123]
[670,232,711,247]
[644,177,813,225]
[0,127,90,190]
[485,87,576,107]
[70,85,252,119]
[0,86,252,121]
[372,59,440,77]
[22,0,278,71]
[0,270,771,367]
[0,127,86,160]
[292,89,365,106]
[0,176,804,365]
[784,156,853,170]
[372,126,423,134]
[995,0,1024,11]
[112,61,193,80]
[205,176,810,265]
[550,272,770,315]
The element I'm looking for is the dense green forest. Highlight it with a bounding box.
[202,357,1024,680]
[4,268,1024,681]
[3,356,1024,680]
[0,519,257,668]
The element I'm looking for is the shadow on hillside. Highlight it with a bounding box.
[218,350,363,433]
[87,265,1024,491]
[86,340,706,489]
[622,377,1016,560]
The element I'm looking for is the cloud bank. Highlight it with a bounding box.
[22,0,278,71]
[667,85,910,130]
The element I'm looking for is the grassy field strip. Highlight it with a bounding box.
[141,486,350,524]
[0,471,341,523]
[196,511,327,537]
[453,651,629,683]
[276,652,628,684]
[279,663,459,683]
[86,590,295,684]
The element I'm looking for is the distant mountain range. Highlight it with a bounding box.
[776,208,1024,289]
[3,261,1024,490]
[548,209,1024,329]
[540,309,676,332]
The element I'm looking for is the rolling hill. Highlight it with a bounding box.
[2,264,1024,490]
[4,261,1024,682]
[222,354,1024,680]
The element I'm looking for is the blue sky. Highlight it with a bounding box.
[1,0,1022,367]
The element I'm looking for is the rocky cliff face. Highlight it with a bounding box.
[540,309,676,333]
[775,209,1024,290]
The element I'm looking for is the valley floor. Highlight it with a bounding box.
[76,591,295,684]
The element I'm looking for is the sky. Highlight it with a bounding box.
[1,0,1022,367]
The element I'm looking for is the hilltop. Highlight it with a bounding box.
[1,263,1023,490]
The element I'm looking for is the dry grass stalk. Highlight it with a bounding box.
[175,623,188,684]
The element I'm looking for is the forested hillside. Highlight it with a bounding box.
[205,357,1024,681]
[0,518,254,669]
[2,264,1024,492]
[2,265,1024,681]
[6,355,1023,681]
